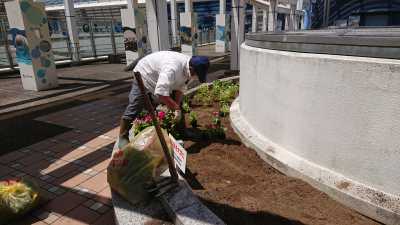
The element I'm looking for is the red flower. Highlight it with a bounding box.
[212,111,219,116]
[158,111,166,120]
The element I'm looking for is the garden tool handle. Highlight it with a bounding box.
[134,72,179,182]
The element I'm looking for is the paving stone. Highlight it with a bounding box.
[32,210,61,224]
[19,154,47,165]
[83,199,96,208]
[95,186,112,206]
[79,172,108,193]
[0,165,14,177]
[56,172,92,188]
[82,168,98,176]
[52,206,100,225]
[43,191,87,215]
[40,175,55,182]
[19,148,32,153]
[10,163,23,169]
[90,202,104,211]
[74,186,96,197]
[0,151,25,164]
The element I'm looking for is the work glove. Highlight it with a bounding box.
[173,109,182,123]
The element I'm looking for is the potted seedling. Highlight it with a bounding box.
[189,111,198,128]
[219,103,230,117]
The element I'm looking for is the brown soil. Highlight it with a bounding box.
[183,104,382,225]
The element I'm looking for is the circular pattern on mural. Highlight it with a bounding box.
[37,69,46,78]
[31,47,41,58]
[20,1,31,12]
[40,57,51,68]
[41,78,47,84]
[39,40,51,52]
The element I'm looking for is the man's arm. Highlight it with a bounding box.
[158,95,180,110]
[173,90,184,106]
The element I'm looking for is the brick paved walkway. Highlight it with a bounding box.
[1,92,131,225]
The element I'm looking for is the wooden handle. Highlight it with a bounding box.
[134,72,179,182]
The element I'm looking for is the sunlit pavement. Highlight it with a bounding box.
[0,92,132,225]
[0,52,230,224]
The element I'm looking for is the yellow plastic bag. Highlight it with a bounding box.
[0,179,40,225]
[107,126,171,205]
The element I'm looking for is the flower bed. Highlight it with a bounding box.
[180,81,380,225]
[130,80,239,141]
[129,79,380,225]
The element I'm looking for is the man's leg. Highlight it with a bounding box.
[118,81,145,149]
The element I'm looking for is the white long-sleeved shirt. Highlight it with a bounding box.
[133,51,191,96]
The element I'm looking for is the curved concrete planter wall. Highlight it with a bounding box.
[231,43,400,225]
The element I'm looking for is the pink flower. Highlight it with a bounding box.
[158,111,166,120]
[133,118,142,125]
[213,111,219,116]
[144,115,152,123]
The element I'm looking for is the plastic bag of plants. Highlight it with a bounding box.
[0,179,40,225]
[107,126,172,205]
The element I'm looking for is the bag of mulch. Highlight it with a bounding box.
[107,126,171,205]
[0,179,40,225]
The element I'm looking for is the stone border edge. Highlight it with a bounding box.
[230,98,400,225]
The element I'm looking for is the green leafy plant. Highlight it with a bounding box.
[182,96,191,113]
[199,111,226,139]
[211,80,224,100]
[218,83,239,104]
[219,103,230,117]
[189,111,198,128]
[193,84,213,105]
[210,80,240,105]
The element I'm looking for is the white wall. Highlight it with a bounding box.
[237,43,400,224]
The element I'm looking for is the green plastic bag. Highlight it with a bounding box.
[0,179,40,225]
[107,126,172,205]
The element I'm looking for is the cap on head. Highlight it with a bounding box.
[190,56,210,83]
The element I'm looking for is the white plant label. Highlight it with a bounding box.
[169,134,187,173]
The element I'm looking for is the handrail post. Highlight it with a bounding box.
[1,21,15,70]
[110,19,117,55]
[89,19,97,58]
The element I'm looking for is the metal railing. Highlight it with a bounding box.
[0,16,218,71]
[197,28,216,46]
[0,17,125,70]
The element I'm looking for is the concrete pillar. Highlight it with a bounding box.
[185,0,192,12]
[146,0,170,51]
[181,0,197,55]
[287,4,297,31]
[215,0,227,52]
[219,0,226,14]
[5,0,58,91]
[230,0,245,70]
[252,5,257,32]
[180,12,197,55]
[122,0,147,64]
[170,0,178,46]
[262,9,268,31]
[64,0,80,61]
[285,13,289,30]
[268,0,277,32]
